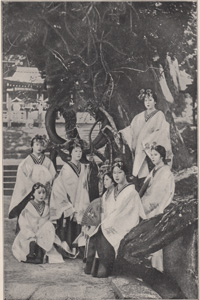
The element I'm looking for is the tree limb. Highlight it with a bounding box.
[114,66,161,73]
[5,34,21,55]
[101,40,128,56]
[118,197,197,264]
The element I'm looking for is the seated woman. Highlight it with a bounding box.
[84,158,146,278]
[139,145,175,272]
[12,183,75,264]
[119,89,173,190]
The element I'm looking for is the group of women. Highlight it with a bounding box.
[8,88,175,277]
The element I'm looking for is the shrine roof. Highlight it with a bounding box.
[4,67,44,86]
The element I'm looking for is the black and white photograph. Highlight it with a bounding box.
[2,1,198,299]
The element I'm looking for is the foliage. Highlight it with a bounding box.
[3,2,197,115]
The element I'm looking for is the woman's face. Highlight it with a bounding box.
[71,146,82,161]
[112,166,126,185]
[34,186,46,203]
[144,95,156,111]
[151,149,163,165]
[104,174,113,189]
[32,140,44,155]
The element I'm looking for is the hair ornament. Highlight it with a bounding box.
[71,137,84,149]
[138,88,154,101]
[32,182,46,193]
[63,137,86,151]
[31,134,48,147]
[98,160,112,178]
[151,142,158,150]
[112,157,124,169]
[33,134,47,141]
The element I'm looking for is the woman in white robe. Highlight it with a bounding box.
[12,183,75,264]
[81,170,115,267]
[140,145,175,272]
[81,170,116,227]
[100,171,116,221]
[119,89,173,184]
[8,135,56,220]
[84,159,146,278]
[50,139,90,250]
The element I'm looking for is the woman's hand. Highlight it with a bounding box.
[73,212,77,222]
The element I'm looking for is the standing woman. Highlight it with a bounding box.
[120,89,173,187]
[140,145,175,272]
[50,139,90,251]
[84,158,146,278]
[8,135,56,220]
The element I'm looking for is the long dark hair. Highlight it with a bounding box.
[101,171,115,194]
[153,145,167,164]
[103,171,113,182]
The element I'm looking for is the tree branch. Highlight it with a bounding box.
[127,2,140,21]
[40,14,98,67]
[63,2,78,43]
[101,40,128,57]
[45,46,69,72]
[111,71,133,83]
[82,4,93,22]
[41,15,71,54]
[5,34,21,55]
[93,70,103,102]
[114,66,161,73]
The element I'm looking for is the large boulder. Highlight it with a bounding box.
[163,226,198,299]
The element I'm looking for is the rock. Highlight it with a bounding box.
[163,226,198,299]
[111,276,161,299]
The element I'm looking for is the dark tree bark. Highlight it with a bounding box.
[117,197,197,265]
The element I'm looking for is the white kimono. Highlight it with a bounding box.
[120,110,173,178]
[50,162,90,225]
[8,154,56,218]
[91,184,146,256]
[12,201,75,263]
[141,165,175,272]
[101,187,116,221]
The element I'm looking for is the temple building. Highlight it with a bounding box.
[3,66,46,127]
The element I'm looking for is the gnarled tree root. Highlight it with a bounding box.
[117,197,197,264]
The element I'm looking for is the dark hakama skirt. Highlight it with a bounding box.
[85,227,115,277]
[56,214,81,250]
